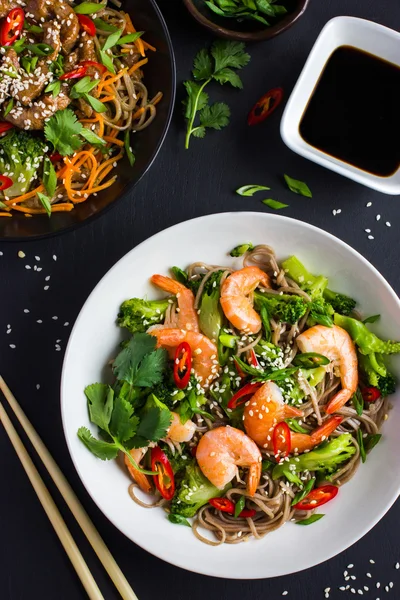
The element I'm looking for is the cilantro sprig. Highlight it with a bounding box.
[183,41,250,149]
[44,108,106,156]
[77,333,172,473]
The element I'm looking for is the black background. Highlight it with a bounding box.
[1,0,400,598]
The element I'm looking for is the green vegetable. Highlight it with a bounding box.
[273,434,356,486]
[203,0,286,26]
[236,185,270,196]
[230,243,254,257]
[50,54,64,77]
[44,109,84,156]
[103,29,122,52]
[323,288,357,316]
[118,32,143,45]
[234,356,298,382]
[262,199,288,210]
[183,41,250,148]
[84,93,107,113]
[112,332,168,388]
[296,514,325,525]
[99,49,115,74]
[234,495,245,517]
[308,298,334,328]
[359,352,396,397]
[281,256,328,300]
[42,157,57,198]
[128,393,172,448]
[44,80,61,97]
[70,76,99,99]
[93,18,119,32]
[0,130,47,198]
[284,174,312,198]
[74,2,105,14]
[219,333,238,348]
[352,388,364,416]
[292,352,330,369]
[364,433,382,453]
[285,418,308,434]
[363,314,380,324]
[254,290,308,325]
[357,428,366,463]
[167,514,191,527]
[24,43,53,56]
[3,98,13,117]
[124,130,135,167]
[80,127,106,148]
[198,270,224,341]
[170,266,201,294]
[24,21,44,33]
[261,459,274,472]
[291,477,316,506]
[117,297,171,334]
[334,313,400,356]
[170,462,231,518]
[37,192,51,217]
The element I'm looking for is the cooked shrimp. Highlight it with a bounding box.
[168,412,196,443]
[296,324,358,414]
[150,328,219,386]
[151,274,199,332]
[196,426,261,496]
[125,448,152,494]
[243,382,342,454]
[220,266,271,334]
[244,381,304,447]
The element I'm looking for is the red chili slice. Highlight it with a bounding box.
[249,348,259,367]
[239,508,257,518]
[294,485,338,510]
[227,381,263,410]
[150,446,175,501]
[49,152,62,164]
[59,65,87,80]
[80,60,107,74]
[0,122,14,134]
[77,14,96,36]
[248,87,284,126]
[209,498,256,518]
[173,341,192,389]
[273,421,291,458]
[0,7,24,46]
[362,386,381,403]
[0,175,13,191]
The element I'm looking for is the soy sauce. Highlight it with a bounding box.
[299,46,400,177]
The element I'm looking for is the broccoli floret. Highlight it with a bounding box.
[281,256,328,300]
[161,443,191,474]
[307,298,334,327]
[323,288,356,316]
[0,130,47,198]
[254,291,308,325]
[272,434,356,486]
[170,461,231,518]
[117,298,171,334]
[198,270,224,341]
[334,314,400,355]
[230,243,254,257]
[170,266,201,294]
[358,353,396,396]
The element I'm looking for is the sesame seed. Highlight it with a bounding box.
[23,309,29,313]
[64,322,69,326]
[36,384,40,390]
[44,286,49,291]
[35,255,40,261]
[364,587,369,592]
[370,559,375,564]
[25,264,31,269]
[389,582,393,588]
[367,573,372,578]
[18,250,25,258]
[351,589,355,594]
[53,254,57,261]
[368,235,374,240]
[376,214,381,221]
[377,582,380,588]
[324,588,331,593]
[385,586,389,592]
[52,316,58,320]
[357,591,363,595]
[348,564,354,569]
[386,222,391,227]
[37,319,42,324]
[282,593,288,597]
[351,576,356,580]
[9,344,16,349]
[395,563,399,570]
[365,229,371,233]
[366,202,372,207]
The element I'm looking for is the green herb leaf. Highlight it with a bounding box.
[296,513,325,526]
[230,243,254,257]
[262,199,289,210]
[192,48,213,80]
[0,201,8,209]
[12,36,26,53]
[352,388,364,417]
[133,348,168,387]
[199,102,230,130]
[99,49,115,73]
[25,43,53,56]
[124,130,135,166]
[24,21,44,33]
[77,427,119,460]
[261,459,274,472]
[357,428,366,463]
[213,67,243,88]
[191,126,206,138]
[93,18,119,32]
[37,192,51,217]
[44,108,83,156]
[83,93,107,113]
[285,418,308,434]
[168,514,191,527]
[291,477,316,506]
[3,98,13,117]
[44,80,61,97]
[211,40,250,72]
[113,333,167,388]
[80,127,106,147]
[42,157,57,197]
[183,80,209,120]
[284,174,312,198]
[236,184,270,196]
[364,433,382,453]
[117,31,143,45]
[293,352,330,369]
[109,396,139,443]
[85,383,114,431]
[234,495,246,518]
[363,314,380,324]
[74,2,105,14]
[103,29,122,52]
[70,76,99,98]
[135,406,171,442]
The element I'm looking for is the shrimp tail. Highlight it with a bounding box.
[283,405,304,419]
[325,390,353,414]
[125,451,153,494]
[248,462,261,496]
[291,415,343,453]
[151,274,183,295]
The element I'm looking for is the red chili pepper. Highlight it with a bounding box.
[77,14,96,36]
[362,386,381,403]
[0,174,13,191]
[80,60,107,74]
[49,152,62,164]
[0,7,24,46]
[227,381,263,410]
[294,484,338,510]
[233,357,247,380]
[0,122,14,134]
[59,65,88,81]
[248,87,284,126]
[209,498,256,518]
[173,341,192,389]
[273,421,291,458]
[249,348,259,367]
[150,446,175,501]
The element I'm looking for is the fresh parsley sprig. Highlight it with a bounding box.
[183,40,250,149]
[44,108,106,156]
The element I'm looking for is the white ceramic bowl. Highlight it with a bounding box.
[281,16,400,195]
[61,212,400,579]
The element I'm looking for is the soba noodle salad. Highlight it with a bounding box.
[78,245,400,545]
[0,0,160,217]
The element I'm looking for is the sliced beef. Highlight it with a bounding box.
[25,0,79,54]
[5,90,70,129]
[0,0,18,18]
[76,31,101,117]
[0,49,19,105]
[64,50,78,72]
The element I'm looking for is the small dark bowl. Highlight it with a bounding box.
[183,0,310,42]
[0,0,175,241]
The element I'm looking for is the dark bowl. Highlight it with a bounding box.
[0,0,175,241]
[183,0,310,42]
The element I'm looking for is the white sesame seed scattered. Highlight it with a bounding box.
[340,587,346,591]
[25,264,31,269]
[364,587,369,592]
[337,209,342,214]
[332,209,337,216]
[351,589,356,594]
[45,275,50,281]
[52,316,58,320]
[386,222,391,227]
[18,250,25,258]
[365,229,371,233]
[376,214,381,221]
[9,344,16,349]
[36,384,40,390]
[377,583,380,588]
[367,573,372,578]
[389,582,393,588]
[396,563,399,570]
[366,202,372,207]
[385,586,389,592]
[370,560,375,564]
[357,591,363,596]
[351,575,356,580]
[36,319,42,324]
[282,593,288,597]
[64,322,69,326]
[324,588,331,593]
[44,286,49,290]
[53,254,57,261]
[23,309,29,313]
[348,564,354,569]
[368,235,374,240]
[35,255,40,261]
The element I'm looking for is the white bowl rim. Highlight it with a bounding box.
[60,212,400,579]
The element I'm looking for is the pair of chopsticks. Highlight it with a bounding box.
[0,375,138,600]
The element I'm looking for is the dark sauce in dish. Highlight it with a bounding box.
[299,46,400,177]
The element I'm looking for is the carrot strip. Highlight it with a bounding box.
[99,95,114,103]
[103,136,124,146]
[124,12,135,33]
[12,204,74,214]
[132,106,145,120]
[72,177,117,203]
[98,68,128,91]
[128,58,148,76]
[5,185,44,206]
[95,150,123,177]
[96,164,114,182]
[142,40,156,52]
[0,212,12,217]
[136,38,145,57]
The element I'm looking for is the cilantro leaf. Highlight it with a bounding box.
[183,81,209,120]
[193,48,213,80]
[191,126,206,138]
[133,348,168,387]
[44,108,83,156]
[109,396,139,443]
[213,67,243,88]
[135,406,171,442]
[200,102,230,130]
[85,383,114,431]
[112,333,167,388]
[211,40,250,72]
[77,427,119,460]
